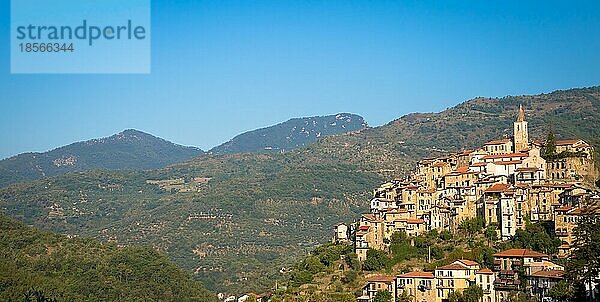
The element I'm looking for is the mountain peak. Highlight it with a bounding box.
[0,130,204,188]
[210,113,368,154]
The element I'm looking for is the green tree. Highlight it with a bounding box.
[459,217,484,236]
[304,255,327,274]
[510,222,561,255]
[439,229,453,241]
[448,290,463,302]
[544,129,557,159]
[484,224,498,246]
[363,249,392,271]
[547,280,572,302]
[373,290,392,302]
[290,270,314,287]
[566,208,600,302]
[462,285,484,302]
[342,270,358,283]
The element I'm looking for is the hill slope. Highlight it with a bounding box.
[210,113,367,154]
[0,214,217,301]
[1,86,599,294]
[0,129,204,188]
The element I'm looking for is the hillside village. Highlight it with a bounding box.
[332,106,600,302]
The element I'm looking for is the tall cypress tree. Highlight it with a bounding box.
[544,129,557,159]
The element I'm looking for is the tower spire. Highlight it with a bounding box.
[516,105,525,122]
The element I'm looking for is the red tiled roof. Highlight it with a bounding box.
[493,249,548,258]
[484,139,511,145]
[397,271,434,279]
[554,206,574,212]
[456,167,469,173]
[570,206,600,215]
[555,140,580,146]
[457,259,479,266]
[485,184,512,193]
[530,270,565,279]
[437,263,469,270]
[358,225,370,231]
[476,268,494,275]
[493,160,522,165]
[406,218,425,224]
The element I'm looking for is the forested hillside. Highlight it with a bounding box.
[0,214,217,301]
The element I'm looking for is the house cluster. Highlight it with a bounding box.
[358,249,565,302]
[333,106,599,262]
[330,106,600,301]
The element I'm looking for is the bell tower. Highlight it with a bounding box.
[513,105,529,152]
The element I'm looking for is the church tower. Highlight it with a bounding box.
[513,105,529,152]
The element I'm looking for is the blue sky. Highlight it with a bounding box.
[1,0,600,159]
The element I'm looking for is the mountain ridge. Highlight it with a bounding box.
[210,113,368,154]
[0,129,204,188]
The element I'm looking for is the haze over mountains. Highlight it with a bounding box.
[1,86,600,294]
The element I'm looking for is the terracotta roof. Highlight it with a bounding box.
[482,153,528,160]
[432,162,447,167]
[493,249,548,258]
[530,270,564,279]
[485,183,512,193]
[484,139,511,145]
[555,206,574,212]
[367,275,395,283]
[397,271,434,279]
[456,167,469,173]
[358,225,370,231]
[570,206,600,215]
[493,160,522,165]
[457,259,479,266]
[476,268,494,275]
[470,162,487,167]
[406,218,425,224]
[437,263,469,270]
[555,140,580,146]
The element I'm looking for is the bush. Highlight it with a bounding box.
[342,270,358,283]
[289,270,314,287]
[439,230,453,241]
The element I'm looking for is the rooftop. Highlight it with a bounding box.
[529,270,565,279]
[493,248,548,258]
[397,271,434,279]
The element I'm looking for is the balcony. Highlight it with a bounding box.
[494,279,521,290]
